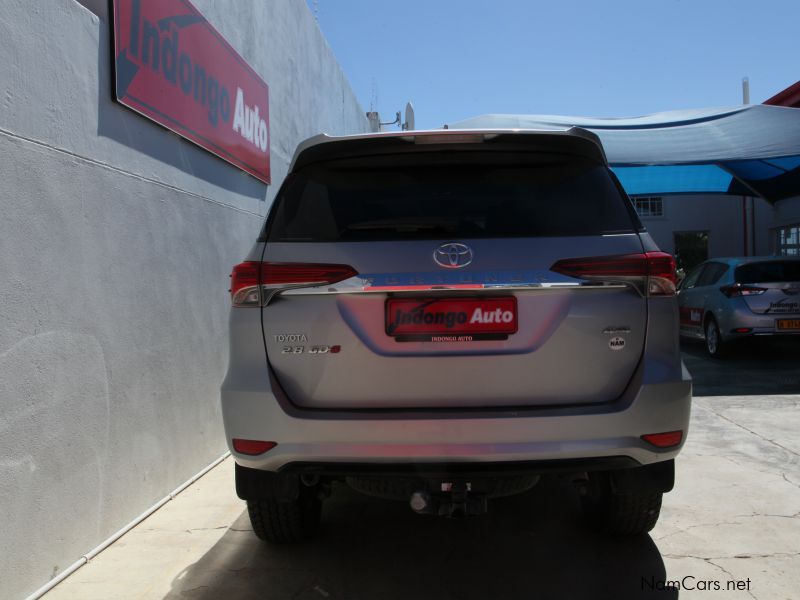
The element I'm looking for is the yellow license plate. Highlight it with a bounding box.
[776,319,800,331]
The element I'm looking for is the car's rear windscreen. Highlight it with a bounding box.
[735,261,800,284]
[266,152,639,242]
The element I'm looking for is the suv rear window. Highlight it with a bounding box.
[735,261,800,284]
[266,152,638,242]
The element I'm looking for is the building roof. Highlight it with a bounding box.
[448,105,800,202]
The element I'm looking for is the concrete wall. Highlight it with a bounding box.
[0,1,367,598]
[641,194,776,258]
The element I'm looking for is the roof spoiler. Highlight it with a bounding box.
[288,127,608,173]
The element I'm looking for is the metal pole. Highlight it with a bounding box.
[743,198,749,256]
[742,76,750,255]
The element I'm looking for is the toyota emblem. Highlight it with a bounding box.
[433,242,473,269]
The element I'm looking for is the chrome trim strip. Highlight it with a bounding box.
[260,274,637,305]
[280,282,597,295]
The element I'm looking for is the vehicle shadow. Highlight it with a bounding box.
[165,477,677,600]
[682,338,800,396]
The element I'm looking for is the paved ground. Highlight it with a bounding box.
[45,391,800,600]
[682,338,800,396]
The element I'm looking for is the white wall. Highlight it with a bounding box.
[641,194,776,258]
[0,1,367,598]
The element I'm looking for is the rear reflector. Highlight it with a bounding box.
[229,262,357,306]
[232,439,277,455]
[550,251,677,296]
[733,327,753,334]
[641,431,683,448]
[720,283,767,298]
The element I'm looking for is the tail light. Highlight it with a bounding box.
[230,262,261,306]
[229,261,358,307]
[550,252,677,296]
[719,283,767,298]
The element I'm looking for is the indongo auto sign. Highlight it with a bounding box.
[111,0,271,183]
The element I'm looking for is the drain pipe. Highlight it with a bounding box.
[23,452,230,600]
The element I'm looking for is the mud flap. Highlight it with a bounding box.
[235,463,300,501]
[610,459,674,494]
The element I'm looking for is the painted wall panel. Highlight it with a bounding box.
[640,195,775,258]
[0,1,367,597]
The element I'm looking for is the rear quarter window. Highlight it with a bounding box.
[680,264,705,290]
[696,262,728,286]
[266,152,638,242]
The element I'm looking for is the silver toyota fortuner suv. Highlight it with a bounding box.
[221,128,692,543]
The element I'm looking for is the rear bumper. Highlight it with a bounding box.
[221,365,692,472]
[235,456,677,502]
[277,455,639,477]
[719,308,800,340]
[712,298,800,340]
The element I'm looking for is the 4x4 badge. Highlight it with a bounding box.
[433,243,473,269]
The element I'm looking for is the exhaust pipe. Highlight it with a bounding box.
[300,473,320,487]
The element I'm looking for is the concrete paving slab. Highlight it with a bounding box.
[655,396,800,600]
[45,395,799,600]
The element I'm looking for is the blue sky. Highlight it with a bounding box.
[307,0,799,130]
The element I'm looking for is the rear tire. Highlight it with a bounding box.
[247,485,322,543]
[704,316,726,358]
[581,473,663,535]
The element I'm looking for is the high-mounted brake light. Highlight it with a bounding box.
[415,133,487,144]
[719,283,767,298]
[229,261,358,307]
[550,252,677,296]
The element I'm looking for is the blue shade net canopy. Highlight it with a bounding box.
[447,105,800,203]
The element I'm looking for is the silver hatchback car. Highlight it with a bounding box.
[221,128,692,542]
[678,257,800,356]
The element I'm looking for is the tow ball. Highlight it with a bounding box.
[409,482,488,517]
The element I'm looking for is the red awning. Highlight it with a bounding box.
[764,81,800,108]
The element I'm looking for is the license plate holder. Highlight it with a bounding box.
[385,296,518,342]
[776,318,800,331]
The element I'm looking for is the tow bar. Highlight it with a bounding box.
[409,482,488,517]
